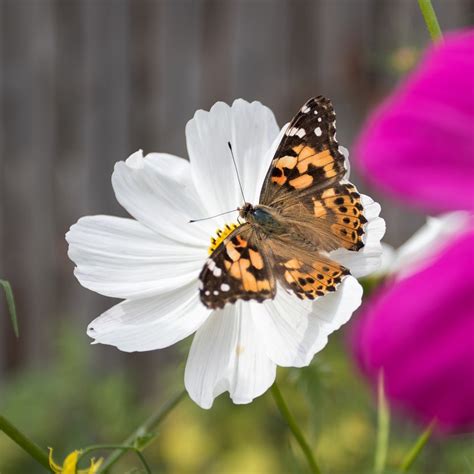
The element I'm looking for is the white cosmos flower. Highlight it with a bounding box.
[66,99,385,409]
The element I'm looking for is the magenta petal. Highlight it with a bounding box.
[352,229,474,434]
[355,30,474,213]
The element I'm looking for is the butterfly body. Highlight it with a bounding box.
[239,203,285,234]
[199,96,367,310]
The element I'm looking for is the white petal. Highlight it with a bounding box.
[339,145,351,179]
[112,150,214,247]
[330,194,386,277]
[252,277,362,367]
[184,303,276,409]
[87,281,211,352]
[372,243,397,277]
[186,100,280,223]
[67,215,204,299]
[392,211,471,279]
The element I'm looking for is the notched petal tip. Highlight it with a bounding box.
[124,149,144,169]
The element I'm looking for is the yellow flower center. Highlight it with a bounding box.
[208,223,240,255]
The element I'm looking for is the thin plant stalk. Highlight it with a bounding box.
[270,382,321,474]
[77,444,151,474]
[99,389,186,473]
[399,421,436,472]
[418,0,443,42]
[374,372,390,474]
[0,415,51,471]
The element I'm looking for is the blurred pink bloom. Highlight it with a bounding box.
[353,228,474,433]
[355,30,474,213]
[352,30,474,434]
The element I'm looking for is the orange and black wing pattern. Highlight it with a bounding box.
[266,238,350,300]
[260,96,347,206]
[199,224,276,309]
[260,96,367,253]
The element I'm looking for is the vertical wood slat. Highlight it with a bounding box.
[155,0,204,158]
[1,0,57,367]
[231,0,291,120]
[0,1,7,375]
[54,0,91,328]
[75,0,131,367]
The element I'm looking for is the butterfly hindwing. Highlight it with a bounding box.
[266,237,350,300]
[280,182,367,252]
[199,224,276,309]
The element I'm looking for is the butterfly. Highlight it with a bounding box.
[199,96,367,309]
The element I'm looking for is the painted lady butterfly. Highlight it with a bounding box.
[199,96,367,309]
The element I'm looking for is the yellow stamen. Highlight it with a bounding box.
[208,223,240,255]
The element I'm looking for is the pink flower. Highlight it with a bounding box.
[352,30,474,434]
[353,228,474,433]
[355,30,474,214]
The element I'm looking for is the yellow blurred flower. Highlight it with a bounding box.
[48,448,103,474]
[390,46,420,74]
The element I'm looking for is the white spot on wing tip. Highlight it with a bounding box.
[287,127,306,138]
[315,127,322,137]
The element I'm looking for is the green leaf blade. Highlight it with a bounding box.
[0,279,20,338]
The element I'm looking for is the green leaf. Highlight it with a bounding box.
[0,279,19,338]
[400,420,435,472]
[134,431,156,450]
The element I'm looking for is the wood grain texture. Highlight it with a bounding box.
[0,0,472,372]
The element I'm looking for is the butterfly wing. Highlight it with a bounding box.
[264,235,350,300]
[260,96,366,252]
[199,224,276,309]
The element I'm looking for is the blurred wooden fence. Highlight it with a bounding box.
[0,0,472,375]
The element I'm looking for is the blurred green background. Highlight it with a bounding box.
[0,0,473,472]
[1,326,473,473]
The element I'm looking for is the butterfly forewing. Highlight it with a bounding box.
[259,96,367,253]
[199,224,276,309]
[260,96,347,207]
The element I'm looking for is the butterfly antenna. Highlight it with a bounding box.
[227,142,246,203]
[189,209,238,223]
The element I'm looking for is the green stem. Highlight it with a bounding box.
[417,0,443,42]
[399,421,436,472]
[270,382,321,474]
[0,415,51,471]
[77,444,151,474]
[374,372,390,474]
[99,389,186,473]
